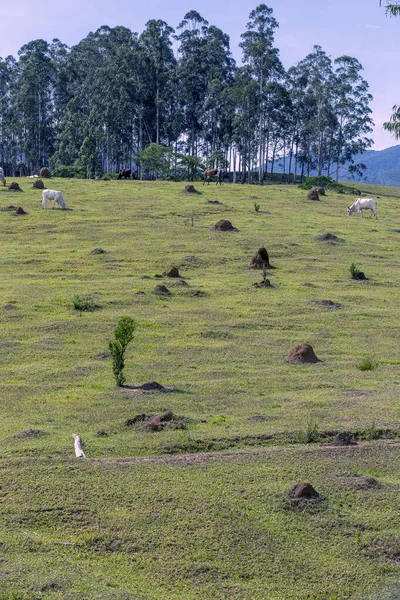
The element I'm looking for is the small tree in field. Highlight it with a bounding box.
[109,317,136,386]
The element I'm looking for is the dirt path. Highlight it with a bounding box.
[89,439,400,467]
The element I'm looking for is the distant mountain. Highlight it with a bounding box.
[340,145,400,187]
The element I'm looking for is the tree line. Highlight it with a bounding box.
[0,4,374,183]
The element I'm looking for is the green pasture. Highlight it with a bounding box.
[0,177,399,598]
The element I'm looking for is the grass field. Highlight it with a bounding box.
[0,177,400,599]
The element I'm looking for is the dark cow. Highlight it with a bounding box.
[203,168,223,185]
[117,168,132,180]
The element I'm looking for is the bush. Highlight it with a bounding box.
[358,357,376,371]
[298,422,320,443]
[298,176,361,195]
[254,201,261,212]
[72,295,100,314]
[53,165,82,178]
[109,316,136,386]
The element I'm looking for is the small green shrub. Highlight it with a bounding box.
[298,422,320,444]
[254,201,261,212]
[72,295,100,314]
[109,316,136,386]
[358,357,376,371]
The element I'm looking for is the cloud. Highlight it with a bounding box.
[365,24,383,28]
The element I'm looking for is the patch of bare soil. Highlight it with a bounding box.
[248,415,270,422]
[337,473,381,491]
[311,300,342,309]
[12,429,46,439]
[207,200,222,205]
[0,205,17,210]
[315,233,342,242]
[212,219,238,232]
[302,282,318,288]
[122,381,176,394]
[330,432,357,446]
[91,248,106,255]
[286,343,320,364]
[168,279,188,287]
[184,289,207,297]
[125,411,189,431]
[374,537,400,563]
[180,255,201,267]
[93,351,110,360]
[15,206,27,215]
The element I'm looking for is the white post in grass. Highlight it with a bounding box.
[72,433,85,458]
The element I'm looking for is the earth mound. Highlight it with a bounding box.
[212,220,238,232]
[15,206,27,215]
[352,270,367,280]
[286,343,320,364]
[126,411,188,431]
[162,266,180,278]
[287,482,320,500]
[8,182,22,191]
[91,248,106,255]
[311,300,341,309]
[32,179,45,189]
[248,247,271,269]
[307,188,319,201]
[253,279,273,288]
[154,284,170,294]
[315,233,341,242]
[184,184,200,194]
[40,167,50,178]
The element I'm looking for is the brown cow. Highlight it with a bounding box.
[203,168,223,185]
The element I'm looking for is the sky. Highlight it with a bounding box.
[0,0,399,151]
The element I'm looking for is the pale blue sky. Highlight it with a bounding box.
[1,0,399,150]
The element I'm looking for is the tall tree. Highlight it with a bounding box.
[139,20,176,146]
[240,4,284,183]
[332,56,373,180]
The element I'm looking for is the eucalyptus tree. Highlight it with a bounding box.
[176,11,209,155]
[0,56,15,171]
[139,19,176,146]
[14,40,56,172]
[289,46,337,177]
[201,25,236,156]
[332,56,373,181]
[231,66,259,182]
[240,4,284,183]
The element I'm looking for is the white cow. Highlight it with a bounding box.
[42,189,66,209]
[347,198,377,219]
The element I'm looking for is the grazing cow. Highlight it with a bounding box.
[347,198,377,219]
[203,168,223,185]
[117,168,132,180]
[41,189,66,209]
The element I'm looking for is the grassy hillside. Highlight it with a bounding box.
[0,178,399,599]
